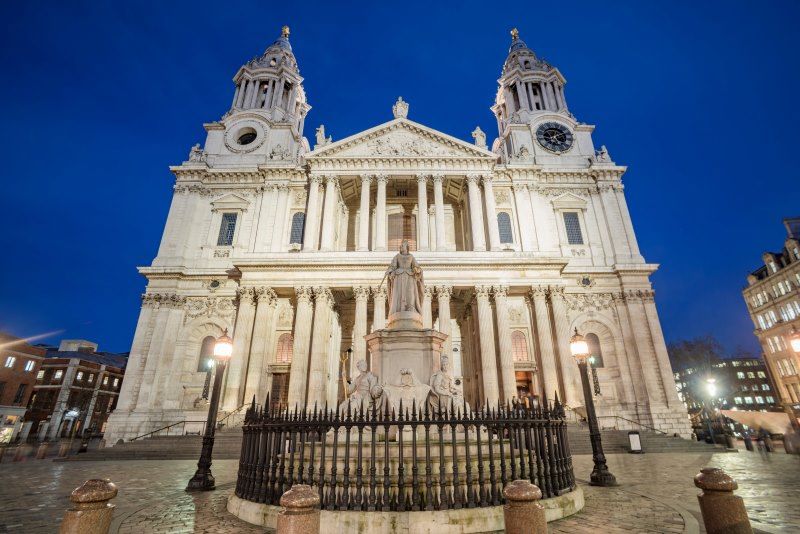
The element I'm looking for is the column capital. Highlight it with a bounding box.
[294,286,314,303]
[435,285,453,299]
[492,285,508,298]
[353,285,371,301]
[474,285,492,299]
[481,174,494,185]
[325,175,339,186]
[375,174,389,184]
[512,183,528,193]
[313,286,334,305]
[372,286,387,299]
[424,286,435,298]
[237,287,257,305]
[309,174,325,185]
[254,286,278,305]
[416,173,429,184]
[432,174,444,185]
[276,183,290,192]
[360,174,373,184]
[529,285,549,299]
[465,174,481,185]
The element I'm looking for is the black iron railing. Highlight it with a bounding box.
[235,395,575,510]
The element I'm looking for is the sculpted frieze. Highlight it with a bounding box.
[184,296,237,322]
[563,292,614,313]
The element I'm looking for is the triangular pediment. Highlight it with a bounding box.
[306,118,497,160]
[551,192,587,209]
[211,193,250,211]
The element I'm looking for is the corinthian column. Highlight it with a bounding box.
[433,174,446,251]
[358,175,372,251]
[529,286,559,401]
[303,175,324,251]
[475,286,500,404]
[416,174,430,251]
[243,287,277,404]
[287,287,314,407]
[307,287,333,407]
[270,184,290,252]
[422,286,434,329]
[513,184,537,251]
[352,286,370,365]
[549,286,581,407]
[223,287,257,410]
[436,285,453,365]
[482,175,501,251]
[372,286,387,330]
[375,174,388,251]
[466,175,486,251]
[319,175,339,251]
[493,285,516,402]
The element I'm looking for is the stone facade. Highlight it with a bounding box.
[105,28,691,443]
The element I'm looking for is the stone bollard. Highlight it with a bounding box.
[59,479,118,534]
[694,467,753,534]
[503,480,547,534]
[36,442,50,459]
[13,443,32,462]
[277,484,320,534]
[58,441,71,458]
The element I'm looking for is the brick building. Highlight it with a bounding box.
[27,340,128,440]
[0,333,46,442]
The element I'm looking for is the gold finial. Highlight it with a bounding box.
[510,28,519,41]
[281,25,290,38]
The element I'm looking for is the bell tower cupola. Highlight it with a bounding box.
[230,26,310,137]
[491,28,568,134]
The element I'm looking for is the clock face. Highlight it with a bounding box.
[536,122,574,153]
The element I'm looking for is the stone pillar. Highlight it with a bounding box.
[416,174,430,251]
[287,287,314,408]
[277,484,320,534]
[243,288,277,404]
[615,185,643,260]
[694,468,753,534]
[475,286,500,404]
[271,184,290,252]
[373,286,387,330]
[502,480,546,534]
[234,81,246,108]
[611,292,649,406]
[319,175,339,251]
[307,287,333,408]
[224,288,257,410]
[530,287,559,401]
[513,184,538,251]
[302,175,323,251]
[433,174,446,251]
[352,286,370,365]
[375,174,388,251]
[494,286,517,402]
[263,80,273,109]
[549,287,581,407]
[482,175,501,251]
[59,479,118,534]
[114,300,155,412]
[466,174,487,251]
[357,175,371,251]
[436,285,453,367]
[422,286,434,329]
[642,290,682,407]
[624,290,666,404]
[539,82,551,110]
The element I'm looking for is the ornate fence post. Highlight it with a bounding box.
[59,479,118,534]
[503,480,547,534]
[694,467,753,534]
[277,484,320,534]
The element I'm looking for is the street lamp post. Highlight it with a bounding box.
[704,378,718,445]
[187,329,233,492]
[570,329,616,486]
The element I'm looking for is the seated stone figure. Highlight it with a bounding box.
[338,359,378,416]
[428,356,468,415]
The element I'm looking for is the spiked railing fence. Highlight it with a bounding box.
[234,395,575,511]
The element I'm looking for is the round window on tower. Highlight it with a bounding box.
[237,127,257,146]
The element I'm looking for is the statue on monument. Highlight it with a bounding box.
[385,239,424,318]
[428,355,466,414]
[338,359,378,414]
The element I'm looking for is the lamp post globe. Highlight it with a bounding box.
[187,329,234,491]
[570,328,616,486]
[790,327,800,354]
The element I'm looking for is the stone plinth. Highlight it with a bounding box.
[387,310,423,330]
[366,328,447,388]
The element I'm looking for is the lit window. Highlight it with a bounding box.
[36,370,44,379]
[747,372,755,378]
[276,333,293,363]
[744,397,754,404]
[4,356,16,368]
[562,212,584,245]
[113,378,119,387]
[511,331,529,362]
[497,212,513,244]
[24,360,35,372]
[734,397,742,404]
[289,212,305,244]
[216,213,238,246]
[197,336,216,372]
[766,396,775,403]
[757,371,766,378]
[88,374,94,383]
[76,371,84,381]
[762,384,770,391]
[736,372,745,379]
[755,396,764,404]
[54,370,63,380]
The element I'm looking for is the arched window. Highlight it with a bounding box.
[276,333,293,363]
[511,331,529,362]
[197,335,216,372]
[586,333,604,367]
[497,212,513,244]
[290,212,305,244]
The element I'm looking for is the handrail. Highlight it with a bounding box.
[609,415,667,435]
[217,402,253,428]
[129,420,207,441]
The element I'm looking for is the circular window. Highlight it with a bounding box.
[238,128,257,145]
[209,280,220,289]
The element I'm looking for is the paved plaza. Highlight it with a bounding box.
[0,452,797,533]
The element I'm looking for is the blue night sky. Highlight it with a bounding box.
[1,1,798,354]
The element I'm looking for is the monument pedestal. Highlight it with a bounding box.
[366,327,447,389]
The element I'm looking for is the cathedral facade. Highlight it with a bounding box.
[105,28,690,443]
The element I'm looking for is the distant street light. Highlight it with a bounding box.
[789,327,800,354]
[187,329,234,491]
[570,328,616,486]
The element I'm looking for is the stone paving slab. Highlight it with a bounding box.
[0,452,798,532]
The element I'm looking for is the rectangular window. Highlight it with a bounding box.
[36,370,44,379]
[103,376,109,386]
[736,371,745,379]
[734,397,742,404]
[88,374,94,383]
[216,213,238,246]
[4,356,15,368]
[12,384,26,404]
[76,371,84,381]
[747,372,755,378]
[755,396,764,404]
[762,384,770,390]
[24,360,34,372]
[54,370,63,380]
[562,212,584,245]
[113,378,119,387]
[744,396,754,404]
[757,371,766,378]
[766,396,775,403]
